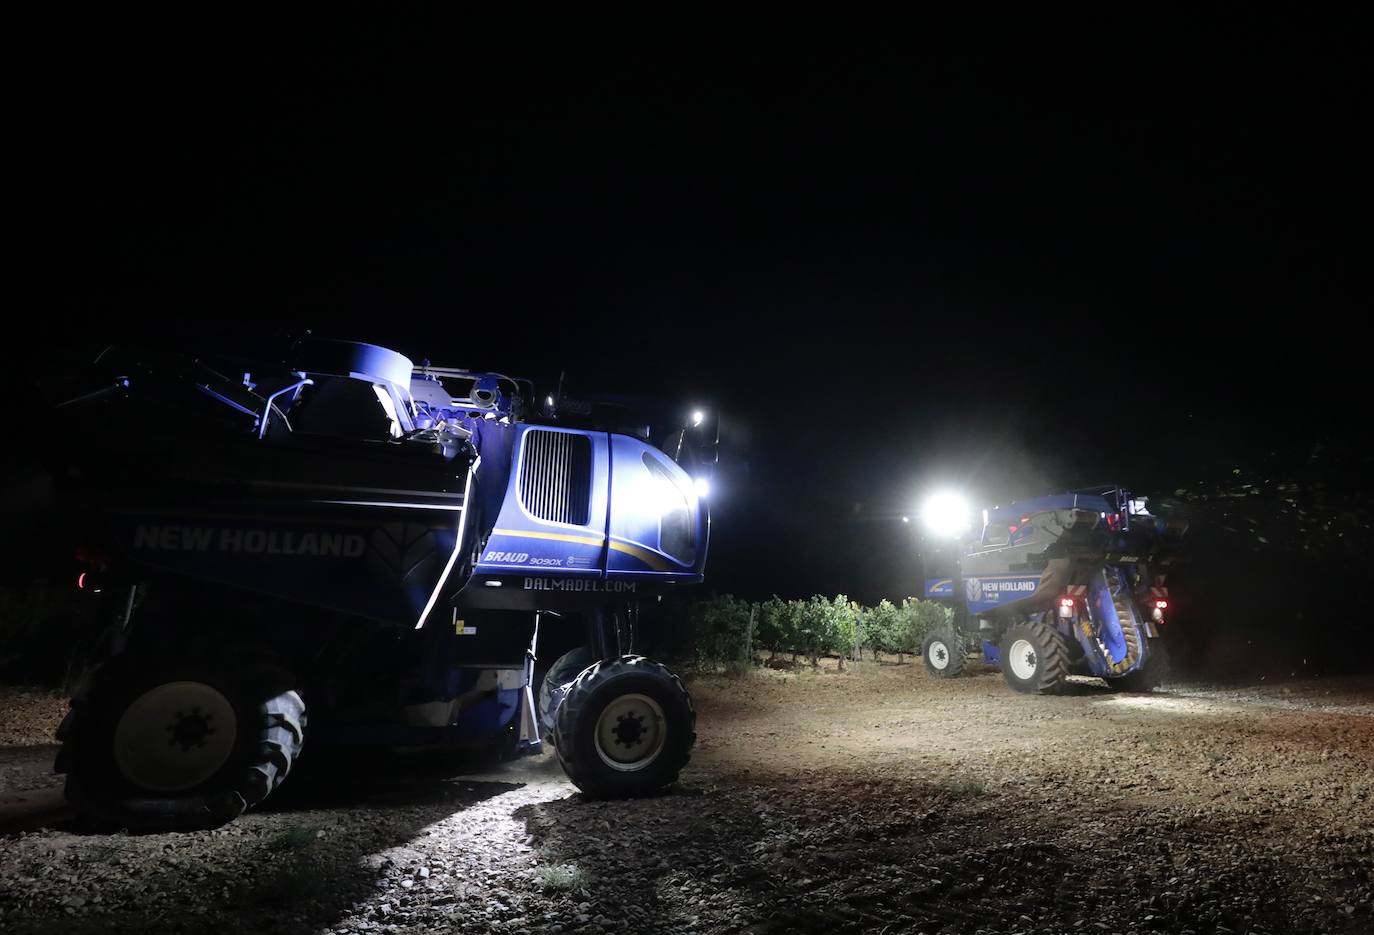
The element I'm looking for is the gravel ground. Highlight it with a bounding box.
[1,665,1371,934]
[0,687,65,747]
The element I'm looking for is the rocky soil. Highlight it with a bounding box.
[1,666,1371,934]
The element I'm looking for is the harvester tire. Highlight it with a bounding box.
[999,621,1070,694]
[553,655,694,798]
[57,648,305,832]
[1107,637,1170,692]
[922,629,965,678]
[537,646,594,740]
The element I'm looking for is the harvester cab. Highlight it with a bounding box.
[920,487,1187,694]
[30,338,712,831]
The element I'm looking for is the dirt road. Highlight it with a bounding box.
[1,665,1371,934]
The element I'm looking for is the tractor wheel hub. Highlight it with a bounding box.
[1009,639,1039,680]
[928,641,950,669]
[594,693,666,772]
[114,681,237,792]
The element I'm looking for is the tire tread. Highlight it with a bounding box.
[553,655,694,797]
[1001,620,1071,694]
[57,650,306,832]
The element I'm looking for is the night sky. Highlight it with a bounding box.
[20,12,1370,672]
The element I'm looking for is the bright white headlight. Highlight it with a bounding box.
[921,491,971,538]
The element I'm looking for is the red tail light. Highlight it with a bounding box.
[1155,600,1168,610]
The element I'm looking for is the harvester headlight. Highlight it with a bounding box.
[691,410,705,427]
[693,476,711,498]
[627,467,690,517]
[920,491,972,539]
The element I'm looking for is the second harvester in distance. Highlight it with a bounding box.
[918,488,1187,694]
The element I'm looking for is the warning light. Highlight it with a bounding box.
[77,572,87,590]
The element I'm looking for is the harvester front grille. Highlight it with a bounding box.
[519,430,592,526]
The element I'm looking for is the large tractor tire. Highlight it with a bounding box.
[999,621,1070,694]
[1106,637,1170,692]
[922,629,965,678]
[56,648,305,832]
[537,646,594,741]
[553,655,694,798]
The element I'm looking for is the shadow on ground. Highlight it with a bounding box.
[0,745,536,935]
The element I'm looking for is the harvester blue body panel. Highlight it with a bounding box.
[962,574,1044,614]
[605,433,707,580]
[474,424,612,579]
[980,640,1001,666]
[923,578,955,598]
[469,425,706,585]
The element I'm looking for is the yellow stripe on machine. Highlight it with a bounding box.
[607,541,675,572]
[491,527,606,548]
[489,527,676,572]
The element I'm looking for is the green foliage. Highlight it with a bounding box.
[686,595,756,669]
[899,597,952,654]
[837,598,861,658]
[777,598,809,662]
[795,596,825,666]
[824,595,858,668]
[679,592,951,672]
[861,599,901,661]
[755,596,788,658]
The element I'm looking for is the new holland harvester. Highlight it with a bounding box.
[919,489,1187,693]
[11,338,715,831]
